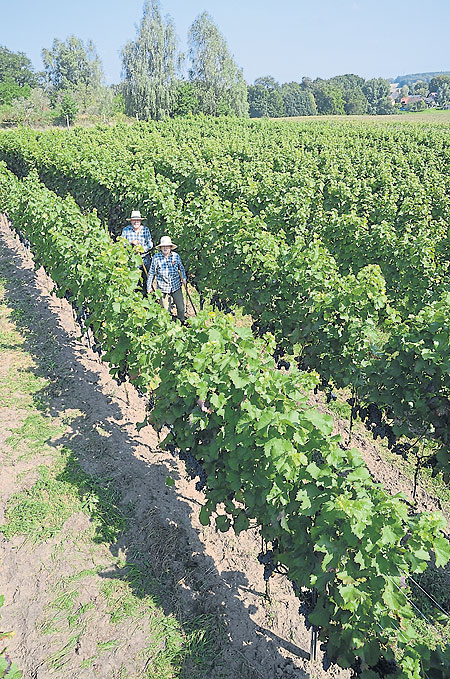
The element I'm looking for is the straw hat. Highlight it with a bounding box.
[157,236,177,249]
[127,210,145,221]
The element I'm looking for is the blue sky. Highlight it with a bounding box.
[1,0,449,85]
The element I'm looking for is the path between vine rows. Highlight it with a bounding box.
[0,215,447,679]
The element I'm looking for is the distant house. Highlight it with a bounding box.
[400,95,424,106]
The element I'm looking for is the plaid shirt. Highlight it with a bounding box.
[121,225,153,269]
[147,251,186,294]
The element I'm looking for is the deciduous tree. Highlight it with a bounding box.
[329,74,367,115]
[437,82,450,109]
[173,81,200,116]
[121,0,178,120]
[188,12,248,116]
[280,81,316,116]
[412,80,428,96]
[0,78,31,106]
[313,81,345,115]
[363,78,393,114]
[248,76,284,117]
[0,46,37,87]
[429,75,450,94]
[42,36,102,92]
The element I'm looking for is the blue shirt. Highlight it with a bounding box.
[121,225,153,270]
[147,251,186,294]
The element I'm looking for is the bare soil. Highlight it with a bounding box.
[0,214,447,679]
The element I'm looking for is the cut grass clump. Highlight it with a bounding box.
[1,462,82,542]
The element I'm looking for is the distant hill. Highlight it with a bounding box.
[391,71,450,86]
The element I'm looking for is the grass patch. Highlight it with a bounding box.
[100,565,219,678]
[1,461,83,542]
[101,575,187,678]
[49,589,80,612]
[409,559,450,650]
[139,619,184,679]
[68,602,96,629]
[97,639,119,652]
[80,656,96,669]
[6,412,62,459]
[64,566,104,582]
[0,449,127,543]
[102,575,158,624]
[0,360,47,408]
[326,395,351,420]
[181,614,221,677]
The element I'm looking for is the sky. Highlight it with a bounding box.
[1,0,449,85]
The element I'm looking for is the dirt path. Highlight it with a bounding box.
[0,217,352,679]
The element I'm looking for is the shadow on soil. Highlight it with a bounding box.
[0,225,310,679]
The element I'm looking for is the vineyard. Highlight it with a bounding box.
[0,117,450,679]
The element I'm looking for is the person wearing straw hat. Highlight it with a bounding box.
[147,236,186,323]
[121,210,153,295]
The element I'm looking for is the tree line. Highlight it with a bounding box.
[0,1,248,126]
[248,74,395,117]
[1,0,449,126]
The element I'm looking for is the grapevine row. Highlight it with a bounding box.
[1,162,450,678]
[0,122,449,476]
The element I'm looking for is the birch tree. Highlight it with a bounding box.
[188,12,248,117]
[121,0,178,120]
[42,36,102,92]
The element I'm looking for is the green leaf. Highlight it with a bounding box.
[112,301,121,313]
[295,488,312,511]
[381,524,399,546]
[346,467,371,482]
[264,437,293,458]
[308,603,330,627]
[255,410,276,431]
[0,655,22,679]
[382,582,408,614]
[339,584,362,611]
[199,506,210,526]
[359,640,380,667]
[229,369,247,389]
[235,326,253,340]
[165,476,175,487]
[136,417,148,432]
[306,462,320,480]
[303,408,333,436]
[233,511,250,535]
[208,328,222,343]
[433,536,450,569]
[360,671,381,679]
[215,515,231,532]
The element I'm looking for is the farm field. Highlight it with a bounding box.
[1,116,450,678]
[275,110,450,124]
